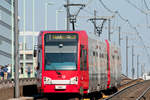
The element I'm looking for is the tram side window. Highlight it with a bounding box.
[83,50,87,70]
[80,45,87,70]
[80,45,84,70]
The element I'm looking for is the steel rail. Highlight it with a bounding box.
[136,86,150,100]
[104,80,150,100]
[119,78,142,87]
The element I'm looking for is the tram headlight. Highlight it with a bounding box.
[70,77,78,84]
[44,77,52,84]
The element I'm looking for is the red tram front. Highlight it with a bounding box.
[37,31,89,94]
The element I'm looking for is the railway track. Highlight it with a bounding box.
[136,86,150,100]
[100,79,143,99]
[32,78,145,100]
[104,80,150,100]
[118,78,143,90]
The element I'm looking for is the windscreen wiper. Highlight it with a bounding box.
[51,65,61,75]
[56,71,61,75]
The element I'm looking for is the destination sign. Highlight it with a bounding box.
[45,33,77,42]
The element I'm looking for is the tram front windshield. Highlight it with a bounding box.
[44,33,78,70]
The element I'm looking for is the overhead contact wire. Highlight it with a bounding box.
[99,0,150,63]
[124,0,147,14]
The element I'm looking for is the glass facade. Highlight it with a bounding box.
[0,0,13,66]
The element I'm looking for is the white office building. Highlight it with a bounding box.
[19,31,38,78]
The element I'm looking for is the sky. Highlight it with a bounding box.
[18,0,150,79]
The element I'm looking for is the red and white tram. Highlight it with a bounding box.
[36,30,121,98]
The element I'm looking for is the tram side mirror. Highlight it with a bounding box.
[33,45,37,57]
[36,66,39,70]
[34,49,37,57]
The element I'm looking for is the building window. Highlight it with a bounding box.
[26,54,33,60]
[20,54,23,60]
[96,52,98,57]
[112,55,115,59]
[0,10,1,20]
[118,56,120,60]
[101,53,104,58]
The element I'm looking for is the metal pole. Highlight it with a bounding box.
[94,10,96,35]
[141,64,145,77]
[141,64,143,78]
[119,26,121,46]
[11,0,14,79]
[56,10,58,30]
[45,2,54,30]
[45,2,47,30]
[65,18,67,30]
[23,0,26,78]
[14,0,19,98]
[32,0,35,77]
[67,0,70,30]
[132,45,134,79]
[126,36,128,76]
[108,19,111,41]
[137,55,139,78]
[56,10,64,30]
